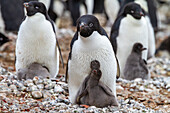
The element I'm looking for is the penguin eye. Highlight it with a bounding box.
[131,10,134,14]
[35,6,39,9]
[89,23,93,27]
[138,46,141,49]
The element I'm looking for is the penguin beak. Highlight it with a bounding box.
[79,22,88,30]
[140,11,144,16]
[141,47,147,51]
[24,3,29,8]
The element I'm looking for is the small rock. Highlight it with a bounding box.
[54,85,64,93]
[139,86,144,91]
[24,79,33,86]
[30,85,38,91]
[9,85,17,91]
[37,84,44,89]
[45,83,55,90]
[31,91,43,99]
[43,79,51,85]
[166,83,170,89]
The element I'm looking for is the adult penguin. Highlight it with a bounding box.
[119,0,158,30]
[119,0,156,58]
[66,15,119,103]
[110,2,148,78]
[16,1,63,78]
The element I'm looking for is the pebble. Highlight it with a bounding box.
[54,85,64,93]
[139,86,144,91]
[30,85,38,91]
[9,84,17,91]
[166,83,170,89]
[31,91,43,99]
[37,84,44,89]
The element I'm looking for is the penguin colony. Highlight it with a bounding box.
[13,0,158,108]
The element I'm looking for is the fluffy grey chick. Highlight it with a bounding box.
[17,62,51,80]
[124,43,150,80]
[76,60,119,108]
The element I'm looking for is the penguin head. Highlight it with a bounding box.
[123,2,145,19]
[90,60,100,70]
[77,15,100,37]
[24,1,47,17]
[132,43,146,54]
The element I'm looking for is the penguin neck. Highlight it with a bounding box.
[26,13,47,23]
[78,31,102,49]
[132,51,142,58]
[126,14,144,25]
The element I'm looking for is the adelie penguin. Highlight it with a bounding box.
[16,1,63,78]
[66,15,119,103]
[110,2,149,78]
[76,60,119,107]
[119,0,156,58]
[124,43,150,80]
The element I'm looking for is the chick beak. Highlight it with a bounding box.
[24,3,29,8]
[141,47,147,51]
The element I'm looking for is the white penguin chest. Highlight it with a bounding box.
[17,14,56,57]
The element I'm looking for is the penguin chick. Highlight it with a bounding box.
[17,62,50,80]
[76,60,119,107]
[124,43,150,80]
[16,1,63,78]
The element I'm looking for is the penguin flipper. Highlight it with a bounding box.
[99,82,114,96]
[76,87,88,104]
[76,75,90,104]
[116,56,120,79]
[99,26,109,38]
[65,32,79,83]
[110,15,124,54]
[140,59,148,74]
[65,58,69,83]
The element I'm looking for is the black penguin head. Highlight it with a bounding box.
[77,15,100,37]
[24,1,47,16]
[132,43,146,54]
[90,60,100,70]
[123,2,144,19]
